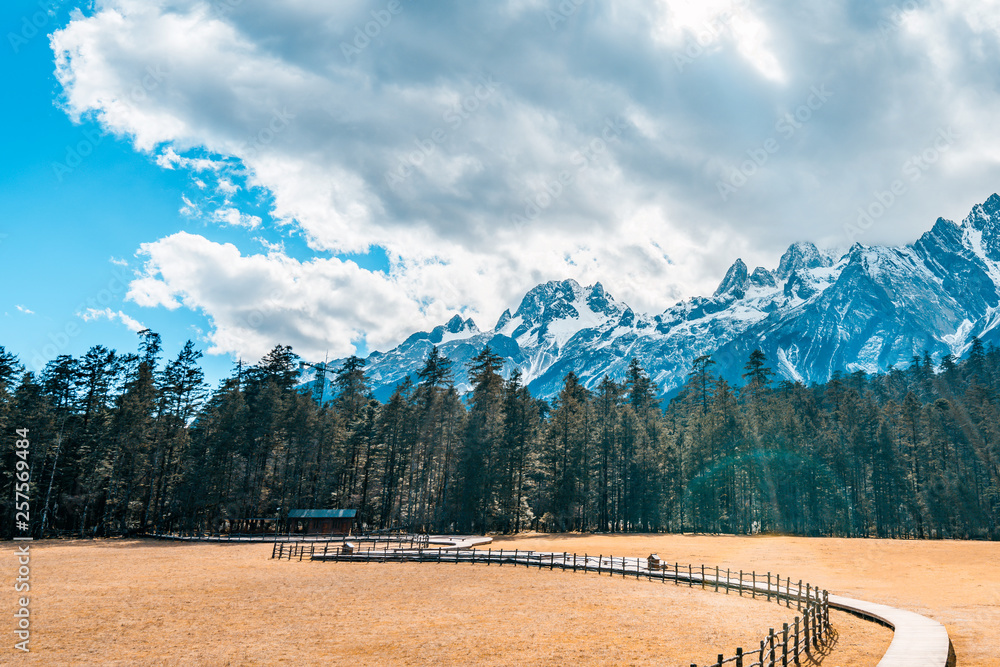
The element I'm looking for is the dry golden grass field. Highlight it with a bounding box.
[0,534,991,665]
[491,534,1000,666]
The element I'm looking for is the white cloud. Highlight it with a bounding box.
[16,305,35,315]
[80,307,146,332]
[126,231,426,359]
[212,206,261,229]
[50,0,1000,360]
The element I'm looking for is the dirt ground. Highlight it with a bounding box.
[491,533,1000,666]
[1,537,892,666]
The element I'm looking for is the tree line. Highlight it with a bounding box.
[1,331,998,539]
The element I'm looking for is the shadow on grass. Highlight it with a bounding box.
[796,627,839,665]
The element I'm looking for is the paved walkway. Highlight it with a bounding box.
[827,594,952,667]
[427,535,493,549]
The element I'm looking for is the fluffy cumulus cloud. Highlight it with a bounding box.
[51,0,1000,360]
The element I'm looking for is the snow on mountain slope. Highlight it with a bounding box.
[319,195,1000,401]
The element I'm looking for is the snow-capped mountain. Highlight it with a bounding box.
[321,194,1000,401]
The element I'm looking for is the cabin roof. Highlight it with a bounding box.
[286,509,357,519]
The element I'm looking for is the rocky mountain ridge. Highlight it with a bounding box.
[320,194,1000,401]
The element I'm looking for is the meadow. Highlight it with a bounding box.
[2,534,994,665]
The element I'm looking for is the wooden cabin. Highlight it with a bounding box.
[286,509,356,535]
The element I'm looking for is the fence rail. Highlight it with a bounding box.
[272,543,831,667]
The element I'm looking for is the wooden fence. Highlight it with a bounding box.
[147,531,430,548]
[272,543,831,667]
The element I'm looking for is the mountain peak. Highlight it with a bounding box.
[587,281,621,316]
[777,241,828,280]
[963,194,1000,261]
[750,266,777,288]
[495,308,513,330]
[426,314,479,343]
[714,258,749,298]
[984,193,1000,216]
[514,279,586,327]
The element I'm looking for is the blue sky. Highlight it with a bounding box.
[0,0,388,385]
[2,0,1000,387]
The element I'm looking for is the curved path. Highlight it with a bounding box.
[317,540,952,666]
[638,560,952,667]
[426,535,493,549]
[826,594,952,667]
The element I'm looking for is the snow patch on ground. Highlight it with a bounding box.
[941,319,973,355]
[542,295,612,348]
[776,347,803,383]
[851,333,884,374]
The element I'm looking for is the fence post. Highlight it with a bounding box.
[688,563,692,587]
[782,623,789,666]
[735,647,743,667]
[753,571,756,599]
[824,591,830,635]
[797,580,802,610]
[701,564,705,589]
[767,572,772,602]
[739,570,743,596]
[804,607,810,653]
[794,616,800,664]
[717,654,724,667]
[715,566,719,592]
[759,640,765,665]
[675,562,679,585]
